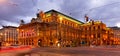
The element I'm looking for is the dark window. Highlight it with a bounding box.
[85,27,87,30]
[46,19,48,22]
[97,33,100,38]
[89,27,91,30]
[93,27,95,30]
[93,34,96,38]
[98,26,100,29]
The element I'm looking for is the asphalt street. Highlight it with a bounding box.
[1,46,120,56]
[28,47,120,56]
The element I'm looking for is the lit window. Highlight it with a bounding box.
[64,21,66,24]
[57,19,60,22]
[59,17,63,20]
[68,22,69,25]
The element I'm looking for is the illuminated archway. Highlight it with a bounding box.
[38,39,42,46]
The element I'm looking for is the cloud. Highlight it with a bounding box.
[0,0,37,27]
[60,0,90,20]
[59,0,120,27]
[37,0,63,11]
[0,0,62,27]
[116,22,120,27]
[0,0,120,28]
[88,1,120,26]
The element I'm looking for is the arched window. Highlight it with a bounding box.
[98,26,100,29]
[46,19,48,22]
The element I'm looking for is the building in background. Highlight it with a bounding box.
[109,27,120,38]
[18,10,116,47]
[109,26,120,45]
[0,29,3,47]
[18,20,49,47]
[0,26,18,46]
[18,10,84,47]
[80,21,114,46]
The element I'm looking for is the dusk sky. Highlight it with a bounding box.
[0,0,120,28]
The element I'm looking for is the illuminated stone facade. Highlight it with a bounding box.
[109,27,120,38]
[0,29,3,46]
[0,26,18,46]
[80,21,114,46]
[18,10,83,47]
[109,27,120,45]
[18,10,114,47]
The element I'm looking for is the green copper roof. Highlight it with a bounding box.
[45,9,84,24]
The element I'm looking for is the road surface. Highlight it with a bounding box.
[1,46,120,56]
[28,47,120,56]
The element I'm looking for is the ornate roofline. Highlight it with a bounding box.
[45,9,84,24]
